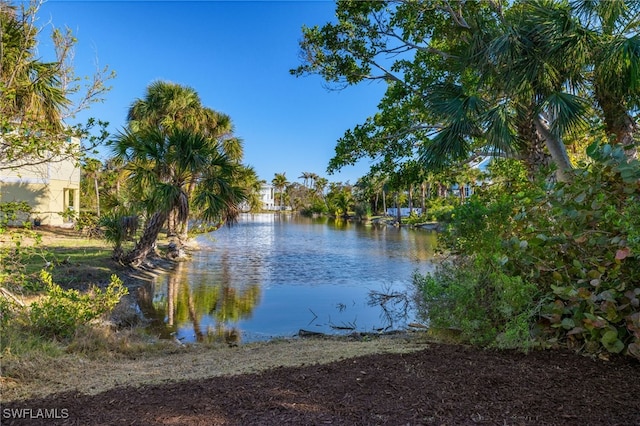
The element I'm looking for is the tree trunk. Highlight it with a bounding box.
[382,189,387,216]
[93,177,101,218]
[123,210,168,266]
[167,208,177,237]
[596,91,638,160]
[534,117,573,182]
[178,178,198,243]
[516,116,554,181]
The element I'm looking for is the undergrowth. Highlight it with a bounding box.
[414,146,640,360]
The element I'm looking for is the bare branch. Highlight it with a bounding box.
[443,0,471,29]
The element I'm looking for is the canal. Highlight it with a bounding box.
[141,213,437,344]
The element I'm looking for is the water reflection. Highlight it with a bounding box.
[144,262,261,345]
[146,214,436,343]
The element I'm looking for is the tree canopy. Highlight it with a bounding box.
[109,81,246,265]
[0,0,114,169]
[292,0,640,181]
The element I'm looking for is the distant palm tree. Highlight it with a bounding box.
[235,165,263,212]
[272,173,289,210]
[81,158,103,217]
[299,171,314,188]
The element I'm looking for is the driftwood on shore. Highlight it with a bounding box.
[297,328,416,340]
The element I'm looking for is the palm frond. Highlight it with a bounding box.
[483,103,519,156]
[538,91,590,138]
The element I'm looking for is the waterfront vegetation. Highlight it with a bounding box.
[1,0,640,401]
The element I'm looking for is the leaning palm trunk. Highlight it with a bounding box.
[533,117,573,182]
[122,210,168,266]
[177,178,198,243]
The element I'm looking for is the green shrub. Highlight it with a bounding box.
[28,271,128,338]
[421,143,640,359]
[354,202,371,220]
[0,294,18,330]
[413,257,539,349]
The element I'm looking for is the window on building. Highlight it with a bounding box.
[66,188,75,209]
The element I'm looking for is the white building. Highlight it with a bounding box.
[0,140,80,227]
[259,184,277,211]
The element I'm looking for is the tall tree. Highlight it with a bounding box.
[235,165,263,212]
[81,157,103,217]
[0,0,114,169]
[272,172,289,210]
[125,81,242,241]
[291,0,639,182]
[111,127,244,265]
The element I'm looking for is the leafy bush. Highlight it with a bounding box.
[419,144,640,359]
[0,294,18,330]
[100,213,139,259]
[0,202,44,290]
[76,211,102,237]
[424,197,459,222]
[300,199,328,216]
[413,257,539,349]
[28,271,128,338]
[0,201,33,227]
[354,202,371,219]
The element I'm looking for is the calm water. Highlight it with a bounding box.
[142,214,437,344]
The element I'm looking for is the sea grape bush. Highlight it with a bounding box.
[416,145,640,359]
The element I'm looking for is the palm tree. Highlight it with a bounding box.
[1,2,113,169]
[417,2,587,182]
[560,1,639,157]
[125,81,242,240]
[81,157,103,217]
[111,127,244,265]
[0,3,70,162]
[272,173,289,210]
[299,171,314,188]
[0,4,69,126]
[235,166,264,212]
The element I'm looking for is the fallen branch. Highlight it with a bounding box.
[0,287,26,307]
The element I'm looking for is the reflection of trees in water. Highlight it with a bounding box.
[151,262,261,344]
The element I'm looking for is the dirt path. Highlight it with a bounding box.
[2,339,639,425]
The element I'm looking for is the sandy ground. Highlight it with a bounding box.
[1,333,429,402]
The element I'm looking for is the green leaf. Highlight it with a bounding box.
[601,330,618,344]
[586,141,600,158]
[561,318,575,330]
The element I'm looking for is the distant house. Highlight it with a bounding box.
[386,207,423,217]
[259,184,276,211]
[451,156,493,199]
[0,144,80,228]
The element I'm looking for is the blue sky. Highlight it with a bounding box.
[38,0,386,185]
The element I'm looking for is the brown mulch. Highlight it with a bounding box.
[2,343,639,426]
